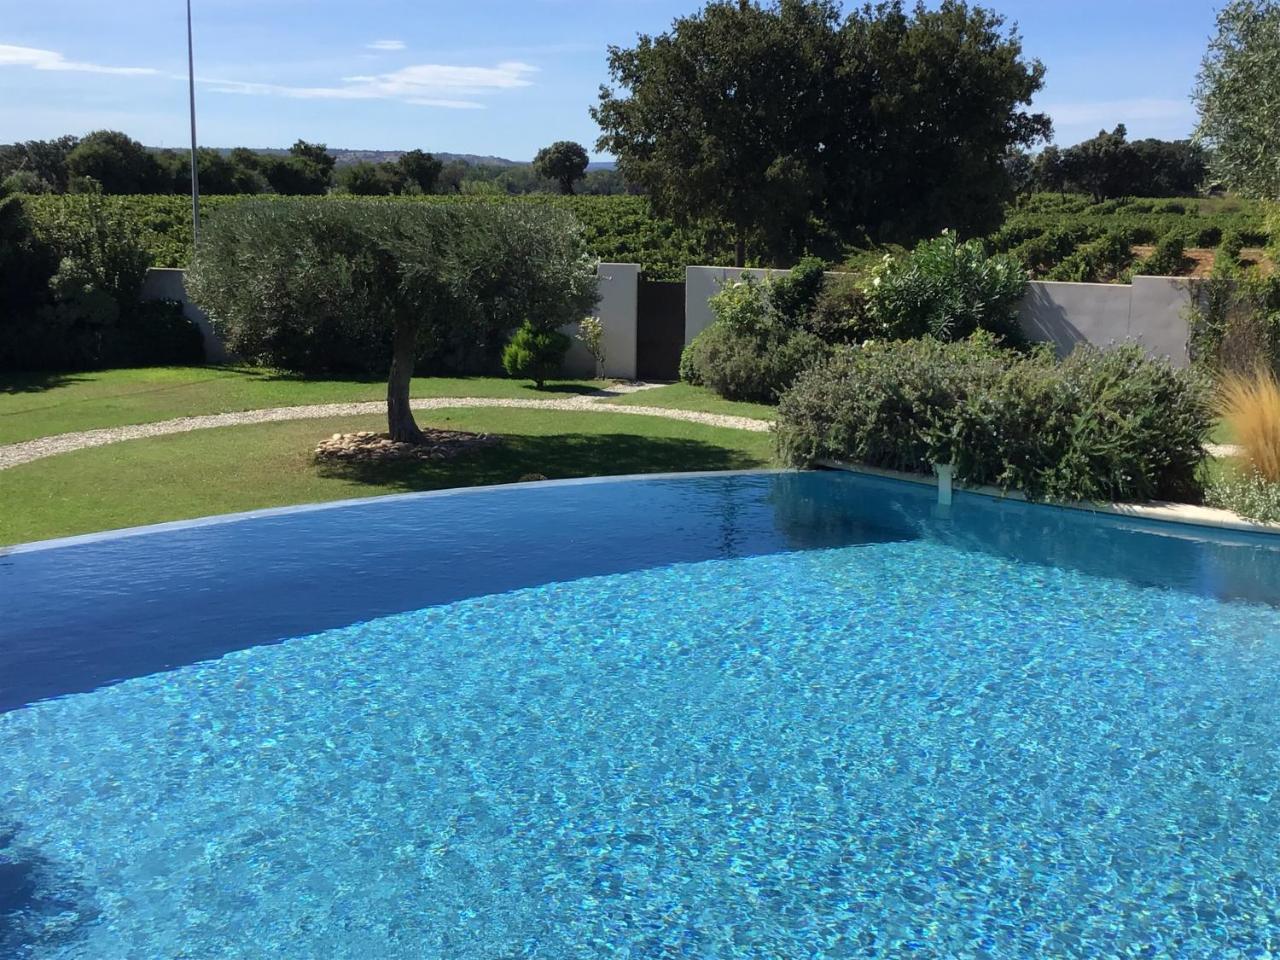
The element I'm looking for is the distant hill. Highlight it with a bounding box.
[194,148,616,170]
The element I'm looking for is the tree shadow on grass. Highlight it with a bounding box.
[0,372,90,394]
[315,432,770,493]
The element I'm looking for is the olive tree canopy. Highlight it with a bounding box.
[188,199,598,442]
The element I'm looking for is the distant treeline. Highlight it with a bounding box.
[1009,125,1212,201]
[0,130,637,198]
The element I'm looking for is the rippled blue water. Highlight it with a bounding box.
[3,472,1280,958]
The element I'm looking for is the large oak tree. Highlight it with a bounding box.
[593,0,1051,265]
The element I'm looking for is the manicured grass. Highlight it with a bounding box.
[0,366,607,445]
[0,408,776,545]
[604,382,776,420]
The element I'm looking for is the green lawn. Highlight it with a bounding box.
[604,382,776,420]
[0,366,608,445]
[0,408,776,545]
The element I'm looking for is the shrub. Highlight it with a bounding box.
[1206,470,1280,524]
[502,322,571,388]
[1133,234,1185,276]
[805,274,872,343]
[1045,231,1134,282]
[864,232,1026,343]
[1188,275,1280,375]
[1216,368,1280,482]
[775,337,1212,503]
[680,319,827,402]
[679,268,834,402]
[1,190,201,370]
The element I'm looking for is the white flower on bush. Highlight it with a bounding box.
[577,315,606,377]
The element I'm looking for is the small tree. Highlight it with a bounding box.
[65,130,164,194]
[188,200,598,442]
[1194,0,1280,199]
[398,149,443,194]
[533,141,589,195]
[502,322,572,387]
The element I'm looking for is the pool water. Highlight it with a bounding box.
[3,472,1280,958]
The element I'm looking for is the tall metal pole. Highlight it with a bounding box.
[186,0,200,243]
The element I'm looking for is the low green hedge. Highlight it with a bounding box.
[775,335,1212,503]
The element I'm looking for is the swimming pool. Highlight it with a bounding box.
[3,470,1280,958]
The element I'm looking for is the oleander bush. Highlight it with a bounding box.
[775,335,1213,503]
[863,233,1027,343]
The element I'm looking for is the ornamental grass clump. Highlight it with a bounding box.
[1217,368,1280,483]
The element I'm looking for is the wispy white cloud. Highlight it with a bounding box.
[1041,97,1193,129]
[0,43,157,76]
[201,61,537,110]
[366,39,406,51]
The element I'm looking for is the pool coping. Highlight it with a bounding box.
[817,459,1280,538]
[0,469,792,555]
[9,463,1280,557]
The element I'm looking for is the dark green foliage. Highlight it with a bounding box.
[594,0,1049,264]
[501,322,572,387]
[805,274,871,342]
[532,142,589,196]
[66,130,165,194]
[775,336,1212,503]
[1043,126,1208,200]
[0,191,202,370]
[396,150,443,194]
[767,256,827,325]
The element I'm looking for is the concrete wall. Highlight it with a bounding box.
[145,262,641,378]
[139,268,228,362]
[560,263,640,380]
[1017,277,1192,366]
[685,265,1195,365]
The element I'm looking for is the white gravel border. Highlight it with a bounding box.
[0,392,772,471]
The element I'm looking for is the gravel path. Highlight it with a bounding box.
[0,391,772,471]
[1205,442,1243,459]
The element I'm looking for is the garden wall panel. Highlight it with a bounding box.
[140,268,228,362]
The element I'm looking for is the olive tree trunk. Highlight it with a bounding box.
[386,319,424,444]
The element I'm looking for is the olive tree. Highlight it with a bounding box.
[187,199,598,443]
[1194,0,1280,199]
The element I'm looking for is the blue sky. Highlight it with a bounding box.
[1,0,1218,160]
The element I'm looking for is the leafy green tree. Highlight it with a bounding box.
[0,136,79,192]
[594,0,1048,265]
[187,200,598,442]
[1059,125,1138,202]
[533,141,589,195]
[832,1,1051,244]
[336,161,396,196]
[288,140,336,177]
[397,149,443,194]
[1032,145,1067,195]
[1193,0,1280,199]
[66,130,164,194]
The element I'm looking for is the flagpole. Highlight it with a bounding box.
[186,0,200,242]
